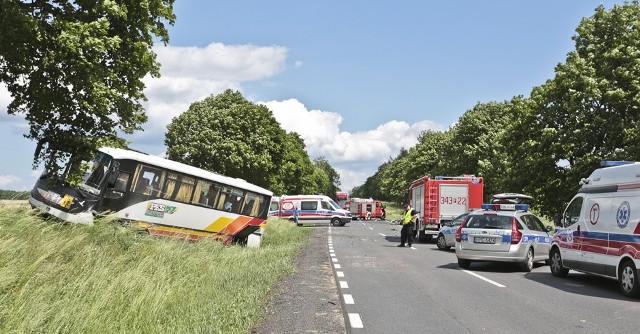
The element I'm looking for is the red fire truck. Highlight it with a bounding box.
[348,198,384,220]
[336,191,349,210]
[408,175,484,242]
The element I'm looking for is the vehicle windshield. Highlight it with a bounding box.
[328,199,342,210]
[81,152,114,195]
[451,213,469,226]
[466,215,513,229]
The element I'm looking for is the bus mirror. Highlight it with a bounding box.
[106,161,120,187]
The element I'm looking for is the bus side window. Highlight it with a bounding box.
[217,187,244,214]
[112,172,130,192]
[242,192,260,216]
[135,177,150,194]
[132,165,164,196]
[192,180,221,208]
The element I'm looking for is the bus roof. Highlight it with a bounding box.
[101,147,273,196]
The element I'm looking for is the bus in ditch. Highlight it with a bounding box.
[28,147,273,245]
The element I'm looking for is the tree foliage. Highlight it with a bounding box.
[165,90,337,196]
[351,1,640,218]
[444,99,523,200]
[505,1,640,216]
[0,0,175,177]
[165,90,288,189]
[313,157,341,197]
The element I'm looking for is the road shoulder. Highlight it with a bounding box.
[252,227,346,333]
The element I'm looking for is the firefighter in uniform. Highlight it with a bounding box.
[398,204,416,247]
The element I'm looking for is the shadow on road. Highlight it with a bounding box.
[436,261,547,273]
[524,271,630,301]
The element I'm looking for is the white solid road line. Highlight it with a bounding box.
[378,233,386,237]
[462,269,506,288]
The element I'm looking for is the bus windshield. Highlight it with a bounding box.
[81,152,114,195]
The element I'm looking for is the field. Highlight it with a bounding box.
[0,203,309,333]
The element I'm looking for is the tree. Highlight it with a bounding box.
[269,132,317,195]
[0,0,175,177]
[505,1,640,216]
[378,148,411,203]
[313,157,341,197]
[165,90,288,189]
[444,99,523,201]
[405,130,451,182]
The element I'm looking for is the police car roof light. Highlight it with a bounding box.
[600,161,635,167]
[481,204,529,211]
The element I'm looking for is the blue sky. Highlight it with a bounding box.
[0,0,625,192]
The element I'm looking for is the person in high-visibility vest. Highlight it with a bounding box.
[398,204,416,247]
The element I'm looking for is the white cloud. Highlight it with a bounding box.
[261,98,446,191]
[0,175,20,188]
[137,42,289,136]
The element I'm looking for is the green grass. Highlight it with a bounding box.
[0,203,310,333]
[382,201,404,222]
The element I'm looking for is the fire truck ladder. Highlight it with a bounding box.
[427,184,438,224]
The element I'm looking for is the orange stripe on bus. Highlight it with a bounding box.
[220,216,253,235]
[204,216,235,232]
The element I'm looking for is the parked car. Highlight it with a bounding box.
[455,203,553,272]
[436,212,471,250]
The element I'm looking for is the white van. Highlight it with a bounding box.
[550,161,640,297]
[269,195,352,226]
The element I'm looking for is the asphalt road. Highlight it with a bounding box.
[331,219,640,334]
[255,220,640,333]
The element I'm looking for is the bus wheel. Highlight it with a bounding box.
[331,218,341,227]
[619,260,640,298]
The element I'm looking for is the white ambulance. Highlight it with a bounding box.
[550,161,640,298]
[269,195,352,226]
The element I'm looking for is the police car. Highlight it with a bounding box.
[436,212,470,250]
[455,203,553,272]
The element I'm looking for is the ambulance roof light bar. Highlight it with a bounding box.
[481,204,529,211]
[600,161,635,167]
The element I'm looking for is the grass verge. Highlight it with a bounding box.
[0,203,310,333]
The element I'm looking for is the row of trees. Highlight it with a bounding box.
[165,90,341,197]
[352,2,640,218]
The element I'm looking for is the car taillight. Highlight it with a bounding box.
[511,217,522,244]
[455,223,465,242]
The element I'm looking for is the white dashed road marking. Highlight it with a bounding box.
[328,226,363,330]
[348,313,364,329]
[343,294,354,304]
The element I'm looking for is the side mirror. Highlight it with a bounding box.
[546,225,553,232]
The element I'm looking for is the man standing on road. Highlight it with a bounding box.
[398,204,416,247]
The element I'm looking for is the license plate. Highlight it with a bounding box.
[474,237,495,244]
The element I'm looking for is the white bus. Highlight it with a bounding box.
[29,147,273,244]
